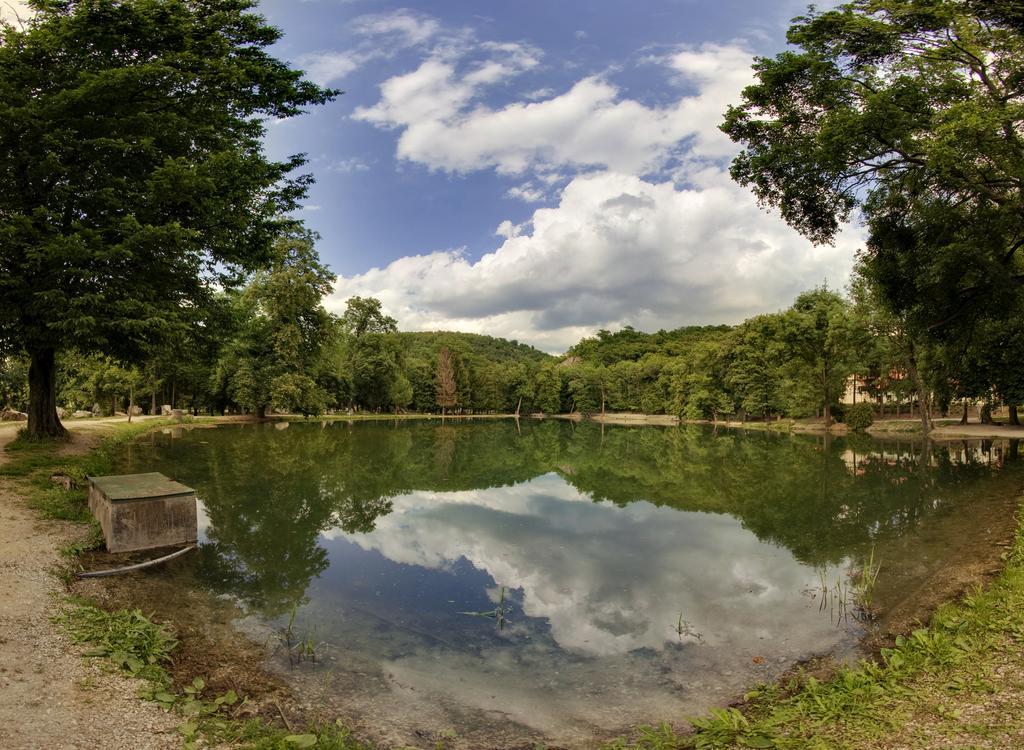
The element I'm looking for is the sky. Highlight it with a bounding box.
[3,0,862,353]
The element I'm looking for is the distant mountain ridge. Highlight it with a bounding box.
[396,331,555,364]
[568,325,734,365]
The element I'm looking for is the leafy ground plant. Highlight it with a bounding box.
[58,603,177,683]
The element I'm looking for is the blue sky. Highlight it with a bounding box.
[4,0,860,352]
[258,0,824,273]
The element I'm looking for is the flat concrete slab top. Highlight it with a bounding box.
[88,472,194,501]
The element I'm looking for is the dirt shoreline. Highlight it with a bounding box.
[579,412,1024,441]
[0,417,180,750]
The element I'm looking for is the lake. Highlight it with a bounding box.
[114,420,1024,748]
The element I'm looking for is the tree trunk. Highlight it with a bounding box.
[255,404,266,420]
[128,383,134,424]
[821,360,831,427]
[961,400,969,425]
[150,386,157,416]
[906,344,932,433]
[515,396,522,418]
[1009,405,1020,426]
[27,348,67,439]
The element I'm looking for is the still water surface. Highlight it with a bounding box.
[115,420,1024,747]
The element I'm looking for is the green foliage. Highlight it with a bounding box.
[20,275,1024,423]
[782,287,861,424]
[0,0,336,436]
[398,330,550,365]
[534,367,563,414]
[845,402,875,432]
[218,231,335,417]
[722,0,1024,428]
[722,1,1024,244]
[0,355,28,410]
[434,346,459,412]
[59,524,106,559]
[57,354,139,414]
[570,325,733,364]
[339,296,397,338]
[56,599,369,750]
[57,604,177,683]
[726,315,786,420]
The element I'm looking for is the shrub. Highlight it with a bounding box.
[845,402,875,432]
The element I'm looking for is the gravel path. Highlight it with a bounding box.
[0,420,181,750]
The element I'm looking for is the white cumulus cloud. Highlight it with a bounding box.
[329,170,861,352]
[351,8,440,46]
[332,29,861,350]
[297,8,444,86]
[355,42,753,175]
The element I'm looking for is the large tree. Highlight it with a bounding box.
[216,231,335,418]
[435,346,458,415]
[726,314,787,422]
[721,0,1024,425]
[336,296,402,411]
[0,0,336,436]
[782,288,860,427]
[722,0,1024,247]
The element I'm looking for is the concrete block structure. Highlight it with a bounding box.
[87,473,198,553]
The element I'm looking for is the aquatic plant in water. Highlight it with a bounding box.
[459,585,512,630]
[672,612,704,643]
[809,548,882,626]
[853,546,882,621]
[278,603,323,667]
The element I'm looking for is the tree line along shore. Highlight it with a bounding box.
[1,276,1018,436]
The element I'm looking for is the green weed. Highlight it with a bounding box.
[459,585,512,630]
[278,602,323,666]
[59,523,105,559]
[853,547,881,617]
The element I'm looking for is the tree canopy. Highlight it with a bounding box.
[0,0,336,436]
[722,0,1024,246]
[721,0,1024,430]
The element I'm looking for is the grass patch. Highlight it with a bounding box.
[56,599,371,750]
[0,417,206,521]
[58,523,105,558]
[5,427,72,450]
[606,504,1024,750]
[283,411,518,423]
[867,420,925,434]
